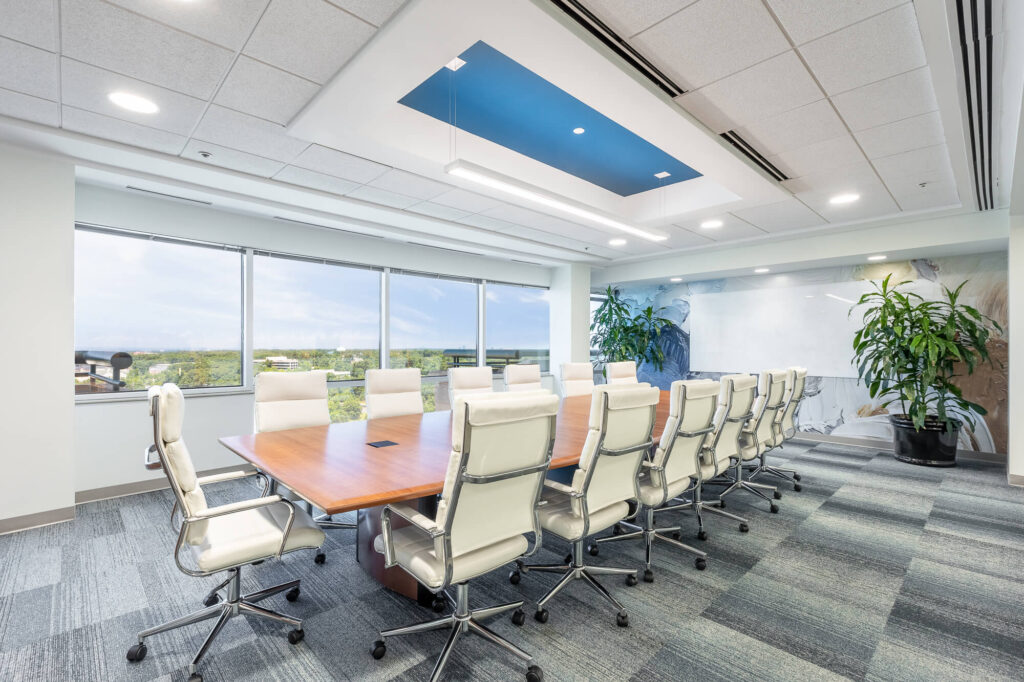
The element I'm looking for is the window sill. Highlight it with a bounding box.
[75,385,252,404]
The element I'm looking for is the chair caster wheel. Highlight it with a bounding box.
[718,500,726,508]
[432,597,446,613]
[126,643,147,662]
[794,474,802,481]
[527,664,544,682]
[371,639,386,659]
[286,587,300,602]
[773,490,783,500]
[202,593,220,607]
[695,557,707,571]
[739,523,749,533]
[588,544,599,557]
[534,609,549,623]
[512,609,526,626]
[509,570,521,585]
[287,629,304,645]
[612,523,625,536]
[251,560,264,566]
[794,484,802,492]
[188,674,202,682]
[770,504,779,514]
[671,531,681,540]
[697,530,708,541]
[314,552,326,565]
[642,569,654,583]
[616,613,629,627]
[625,574,638,587]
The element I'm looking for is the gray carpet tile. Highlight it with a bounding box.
[0,444,1021,681]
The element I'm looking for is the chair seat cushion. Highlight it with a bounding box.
[187,502,325,573]
[738,432,760,460]
[373,528,528,589]
[537,487,628,541]
[637,472,692,507]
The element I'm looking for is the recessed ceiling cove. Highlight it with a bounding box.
[399,41,702,196]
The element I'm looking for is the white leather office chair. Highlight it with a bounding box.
[128,384,325,682]
[447,366,494,404]
[371,392,559,682]
[560,361,594,397]
[595,379,717,578]
[753,366,808,489]
[254,370,354,564]
[605,360,639,384]
[512,384,659,627]
[718,370,784,512]
[504,363,543,392]
[365,368,424,419]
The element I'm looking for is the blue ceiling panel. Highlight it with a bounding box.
[399,41,701,197]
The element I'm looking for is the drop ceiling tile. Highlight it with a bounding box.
[273,166,359,195]
[872,143,951,186]
[767,134,866,178]
[103,0,267,50]
[0,0,57,50]
[882,162,954,197]
[405,201,472,221]
[854,111,945,159]
[61,106,187,154]
[214,56,320,126]
[193,105,309,162]
[61,0,234,100]
[326,0,407,27]
[675,51,823,134]
[346,185,419,209]
[780,159,880,195]
[890,178,959,212]
[456,213,519,231]
[432,188,506,213]
[734,99,846,156]
[537,216,615,245]
[243,0,375,84]
[633,0,789,90]
[60,59,206,136]
[181,140,285,178]
[480,204,562,230]
[368,169,451,200]
[578,0,698,37]
[799,4,926,96]
[730,198,824,232]
[291,144,389,184]
[673,215,766,242]
[830,67,938,131]
[765,0,907,45]
[664,226,716,248]
[498,224,606,257]
[796,182,899,222]
[0,37,57,100]
[0,86,59,126]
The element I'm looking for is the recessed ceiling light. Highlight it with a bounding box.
[108,91,158,114]
[654,171,671,179]
[573,127,585,135]
[867,254,887,261]
[754,267,770,274]
[445,57,466,71]
[670,277,682,282]
[829,192,860,205]
[608,238,626,246]
[700,219,723,229]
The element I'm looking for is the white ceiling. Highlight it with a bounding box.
[0,0,978,266]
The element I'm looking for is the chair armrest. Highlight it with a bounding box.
[386,502,441,535]
[196,469,258,486]
[640,460,664,472]
[185,495,295,559]
[543,478,582,516]
[378,503,443,570]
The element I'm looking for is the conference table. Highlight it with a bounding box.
[219,391,673,604]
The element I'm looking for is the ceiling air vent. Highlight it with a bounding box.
[125,186,212,205]
[953,0,995,210]
[720,131,789,182]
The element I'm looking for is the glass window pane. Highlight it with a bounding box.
[485,283,550,372]
[74,230,243,393]
[328,385,366,423]
[389,273,477,376]
[253,255,380,380]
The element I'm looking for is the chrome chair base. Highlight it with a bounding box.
[373,582,541,682]
[748,448,803,490]
[595,506,707,576]
[719,459,781,512]
[128,566,303,681]
[515,539,637,626]
[664,482,751,538]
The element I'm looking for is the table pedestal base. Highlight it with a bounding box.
[356,495,437,608]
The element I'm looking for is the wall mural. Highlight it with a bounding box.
[616,252,1008,454]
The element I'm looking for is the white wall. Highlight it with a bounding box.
[549,264,591,395]
[1009,213,1024,483]
[0,144,75,522]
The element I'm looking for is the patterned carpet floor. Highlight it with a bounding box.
[0,440,1022,681]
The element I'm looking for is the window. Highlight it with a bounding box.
[389,272,478,376]
[485,283,550,372]
[74,228,243,393]
[253,254,381,382]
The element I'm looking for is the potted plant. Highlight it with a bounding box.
[851,274,1000,466]
[590,286,673,374]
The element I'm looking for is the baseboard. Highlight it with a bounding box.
[75,464,255,504]
[793,431,1006,464]
[0,506,75,535]
[1009,473,1024,487]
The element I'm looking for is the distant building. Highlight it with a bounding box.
[148,363,170,375]
[264,356,299,370]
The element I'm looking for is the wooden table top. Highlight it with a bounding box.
[219,391,672,515]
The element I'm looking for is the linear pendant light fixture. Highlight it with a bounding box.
[445,159,667,242]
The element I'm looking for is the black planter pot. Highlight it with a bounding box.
[890,415,960,467]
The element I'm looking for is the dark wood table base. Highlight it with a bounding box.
[356,495,438,608]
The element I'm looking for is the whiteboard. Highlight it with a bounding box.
[689,280,876,379]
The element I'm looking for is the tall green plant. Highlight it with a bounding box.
[851,274,1000,431]
[590,286,674,371]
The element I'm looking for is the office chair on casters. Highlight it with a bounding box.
[128,384,325,682]
[605,360,639,384]
[559,361,595,397]
[742,369,801,493]
[751,367,807,489]
[512,384,660,627]
[371,392,560,682]
[714,373,782,513]
[594,379,717,579]
[504,363,543,392]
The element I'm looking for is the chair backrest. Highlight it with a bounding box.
[747,369,788,454]
[708,374,757,463]
[572,384,660,516]
[447,366,494,404]
[779,367,808,438]
[365,368,424,419]
[504,364,542,392]
[254,370,330,432]
[560,362,595,397]
[605,360,639,384]
[436,393,559,563]
[652,379,720,486]
[148,383,207,517]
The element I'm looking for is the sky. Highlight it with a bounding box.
[75,231,549,351]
